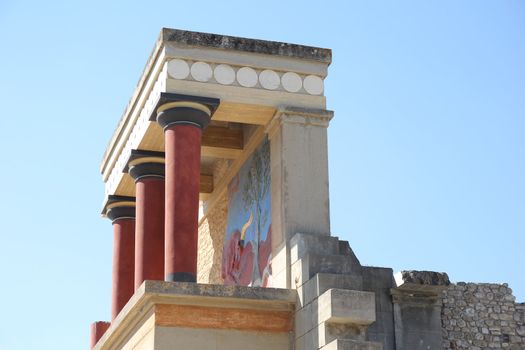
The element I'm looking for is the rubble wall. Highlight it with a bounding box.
[442,283,525,349]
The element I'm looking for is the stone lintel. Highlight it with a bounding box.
[161,28,332,64]
[93,280,296,350]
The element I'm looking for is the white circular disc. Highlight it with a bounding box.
[281,72,302,93]
[303,75,324,95]
[259,69,280,90]
[236,67,258,88]
[167,59,190,80]
[214,64,235,85]
[190,61,212,82]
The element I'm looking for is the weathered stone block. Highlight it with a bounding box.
[394,270,450,290]
[296,299,319,337]
[361,267,395,350]
[368,311,395,350]
[295,327,320,350]
[318,322,366,347]
[318,289,376,325]
[321,339,382,350]
[337,240,362,267]
[290,232,340,264]
[292,253,362,288]
[298,273,364,308]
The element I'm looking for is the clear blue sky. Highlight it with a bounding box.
[0,1,523,349]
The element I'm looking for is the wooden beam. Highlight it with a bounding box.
[201,125,243,159]
[115,173,213,196]
[200,174,213,194]
[202,125,243,149]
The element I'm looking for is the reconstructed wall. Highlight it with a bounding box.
[442,283,525,350]
[197,192,227,284]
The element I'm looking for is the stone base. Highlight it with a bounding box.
[93,281,296,350]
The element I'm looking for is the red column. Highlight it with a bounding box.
[164,125,202,282]
[105,197,135,321]
[156,98,217,282]
[127,154,165,289]
[90,321,110,348]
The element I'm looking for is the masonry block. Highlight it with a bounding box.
[321,339,383,350]
[292,254,362,288]
[318,289,376,325]
[361,267,395,350]
[298,273,363,308]
[295,327,319,350]
[296,299,319,337]
[290,233,340,264]
[337,240,362,266]
[318,322,366,347]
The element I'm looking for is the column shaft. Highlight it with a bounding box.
[111,218,135,320]
[90,321,110,348]
[135,177,165,289]
[164,125,202,282]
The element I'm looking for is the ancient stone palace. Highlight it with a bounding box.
[90,28,525,350]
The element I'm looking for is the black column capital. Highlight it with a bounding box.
[124,150,165,182]
[149,92,219,130]
[102,195,136,222]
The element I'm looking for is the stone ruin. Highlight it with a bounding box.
[89,28,524,350]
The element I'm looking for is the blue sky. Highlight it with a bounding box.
[0,1,523,349]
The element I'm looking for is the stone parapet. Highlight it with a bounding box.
[93,281,296,350]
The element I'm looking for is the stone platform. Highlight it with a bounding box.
[93,281,296,350]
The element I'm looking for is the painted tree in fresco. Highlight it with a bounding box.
[242,139,271,285]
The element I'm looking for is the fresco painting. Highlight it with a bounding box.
[221,138,272,287]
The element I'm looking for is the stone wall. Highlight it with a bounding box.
[197,159,230,284]
[197,192,228,284]
[442,283,525,350]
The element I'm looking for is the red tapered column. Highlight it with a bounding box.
[156,97,218,282]
[105,196,135,321]
[127,151,165,289]
[90,321,110,348]
[165,125,201,281]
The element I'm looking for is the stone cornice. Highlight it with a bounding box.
[266,106,334,138]
[161,28,332,64]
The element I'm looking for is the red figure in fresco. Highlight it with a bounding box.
[221,139,272,287]
[222,217,272,287]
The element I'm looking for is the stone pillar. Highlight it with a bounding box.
[155,96,219,282]
[265,106,333,288]
[126,150,165,289]
[391,271,450,350]
[104,195,136,321]
[90,321,110,348]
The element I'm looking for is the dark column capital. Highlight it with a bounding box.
[150,92,219,130]
[124,149,165,182]
[102,195,136,222]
